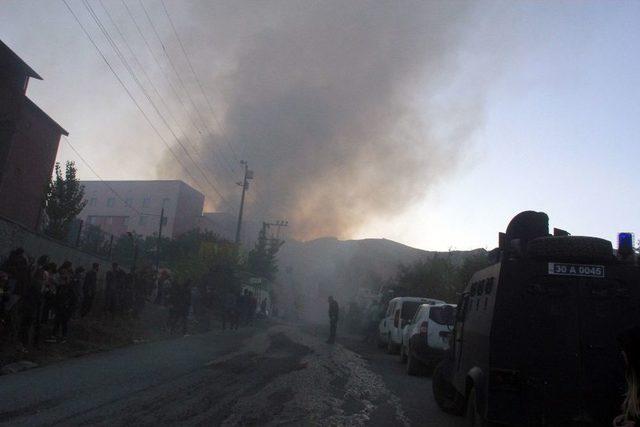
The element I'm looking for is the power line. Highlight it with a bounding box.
[138,0,237,175]
[97,0,234,199]
[63,135,147,217]
[159,0,241,164]
[119,0,236,180]
[61,0,205,203]
[157,1,274,213]
[78,0,235,211]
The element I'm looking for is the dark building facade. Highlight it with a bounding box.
[0,40,68,230]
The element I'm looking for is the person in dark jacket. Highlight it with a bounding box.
[327,296,339,344]
[81,263,99,317]
[168,279,191,335]
[40,262,57,323]
[222,290,239,330]
[18,255,48,348]
[71,266,84,317]
[51,273,77,342]
[614,326,640,427]
[105,263,120,317]
[3,248,30,296]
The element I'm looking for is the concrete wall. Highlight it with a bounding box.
[0,215,110,273]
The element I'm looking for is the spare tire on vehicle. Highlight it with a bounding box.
[527,236,614,262]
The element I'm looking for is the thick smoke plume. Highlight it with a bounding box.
[159,1,481,239]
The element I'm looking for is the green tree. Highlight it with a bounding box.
[391,250,491,303]
[43,161,87,240]
[80,223,109,254]
[246,226,284,281]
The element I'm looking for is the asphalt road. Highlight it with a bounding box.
[0,322,462,426]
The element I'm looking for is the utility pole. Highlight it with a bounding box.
[235,160,253,245]
[263,220,288,250]
[274,220,288,240]
[155,207,165,272]
[263,220,288,239]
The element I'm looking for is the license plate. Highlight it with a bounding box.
[548,263,605,278]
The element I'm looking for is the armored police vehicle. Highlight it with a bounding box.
[433,211,640,426]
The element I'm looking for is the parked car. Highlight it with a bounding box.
[378,296,444,353]
[432,211,640,426]
[400,303,456,375]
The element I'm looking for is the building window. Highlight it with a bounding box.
[87,216,96,225]
[142,198,151,208]
[89,198,97,206]
[125,198,133,207]
[162,197,170,207]
[107,197,115,207]
[123,216,130,226]
[162,216,168,226]
[139,215,148,226]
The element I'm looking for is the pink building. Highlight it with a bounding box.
[78,180,204,239]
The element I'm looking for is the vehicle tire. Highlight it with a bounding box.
[527,236,613,262]
[406,346,423,376]
[433,361,466,415]
[466,386,489,427]
[400,344,408,364]
[386,334,396,354]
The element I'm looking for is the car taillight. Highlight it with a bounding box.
[420,321,428,336]
[394,311,400,327]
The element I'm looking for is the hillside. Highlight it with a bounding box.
[274,237,484,322]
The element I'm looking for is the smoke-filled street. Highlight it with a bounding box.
[0,322,457,426]
[2,2,640,426]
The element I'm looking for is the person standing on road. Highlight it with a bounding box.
[71,266,84,318]
[51,272,77,343]
[105,263,120,318]
[18,255,48,349]
[239,289,249,326]
[81,263,99,317]
[222,290,238,330]
[40,262,57,323]
[248,292,257,325]
[260,298,267,317]
[327,296,339,344]
[614,326,640,427]
[168,278,191,335]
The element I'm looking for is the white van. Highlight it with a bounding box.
[378,296,444,353]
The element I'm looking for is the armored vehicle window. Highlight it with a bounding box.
[457,295,470,321]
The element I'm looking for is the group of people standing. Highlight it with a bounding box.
[103,262,148,319]
[221,288,266,330]
[0,248,101,349]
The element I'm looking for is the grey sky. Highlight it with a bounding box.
[2,1,638,250]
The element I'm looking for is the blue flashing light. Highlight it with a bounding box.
[618,232,635,255]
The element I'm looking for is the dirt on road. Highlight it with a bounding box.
[0,322,461,426]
